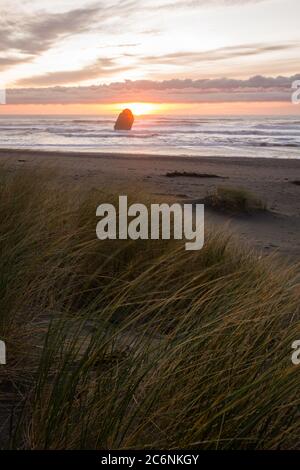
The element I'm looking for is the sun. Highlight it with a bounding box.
[103,102,173,116]
[117,102,162,116]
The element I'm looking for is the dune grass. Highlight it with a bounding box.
[205,186,267,214]
[0,166,299,449]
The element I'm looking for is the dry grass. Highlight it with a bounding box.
[205,186,267,214]
[0,166,299,450]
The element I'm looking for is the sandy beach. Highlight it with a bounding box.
[1,148,300,260]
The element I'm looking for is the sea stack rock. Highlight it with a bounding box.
[114,108,134,130]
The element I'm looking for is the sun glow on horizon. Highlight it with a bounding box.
[113,102,166,116]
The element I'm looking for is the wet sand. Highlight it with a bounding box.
[1,148,300,260]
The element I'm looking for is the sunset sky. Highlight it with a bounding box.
[1,0,300,114]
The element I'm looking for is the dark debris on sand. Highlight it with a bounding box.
[164,171,227,179]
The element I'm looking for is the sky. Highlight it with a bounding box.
[0,0,300,114]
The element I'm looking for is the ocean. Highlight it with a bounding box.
[0,114,299,159]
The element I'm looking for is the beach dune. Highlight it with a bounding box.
[0,148,300,260]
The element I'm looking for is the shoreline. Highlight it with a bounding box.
[1,147,300,260]
[1,147,300,164]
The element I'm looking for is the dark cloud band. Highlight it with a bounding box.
[7,74,299,104]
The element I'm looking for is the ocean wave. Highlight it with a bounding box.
[252,141,300,148]
[1,115,300,159]
[54,132,159,139]
[0,126,44,131]
[71,119,115,124]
